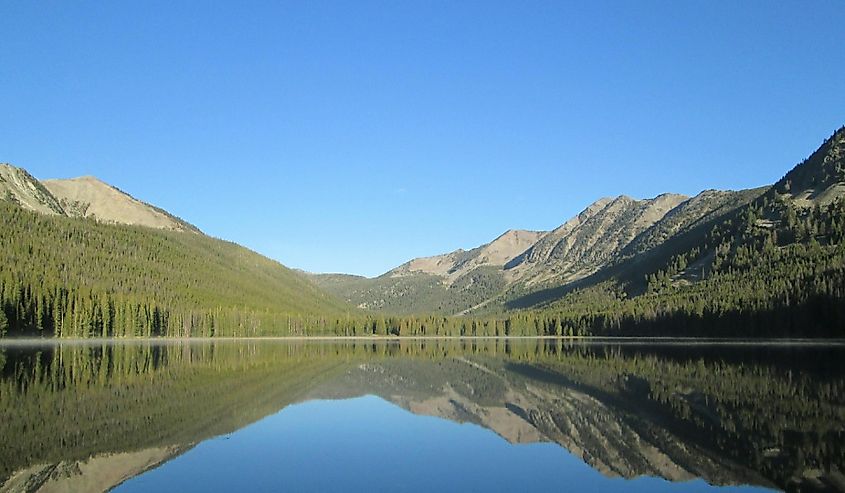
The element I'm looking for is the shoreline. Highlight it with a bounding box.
[2,335,845,347]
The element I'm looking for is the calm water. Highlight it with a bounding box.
[1,339,843,492]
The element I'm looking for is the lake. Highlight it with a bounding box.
[1,339,843,492]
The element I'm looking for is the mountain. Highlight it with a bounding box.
[617,187,768,260]
[312,190,763,315]
[310,230,546,314]
[771,126,845,206]
[500,186,770,310]
[313,127,845,326]
[1,164,199,232]
[0,163,349,337]
[2,126,843,337]
[0,164,65,215]
[505,193,689,286]
[389,229,546,283]
[505,127,845,337]
[44,175,200,232]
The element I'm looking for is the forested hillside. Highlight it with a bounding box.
[1,127,843,339]
[311,267,506,315]
[311,229,544,315]
[505,128,845,337]
[314,189,769,316]
[317,127,845,338]
[0,201,349,337]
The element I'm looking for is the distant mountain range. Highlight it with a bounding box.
[311,128,845,317]
[1,126,843,337]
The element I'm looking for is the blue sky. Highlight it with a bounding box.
[1,1,843,277]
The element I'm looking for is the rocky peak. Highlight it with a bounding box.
[507,193,687,285]
[0,163,199,233]
[43,175,199,232]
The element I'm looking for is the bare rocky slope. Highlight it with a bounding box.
[44,176,199,232]
[618,188,768,260]
[506,193,689,286]
[0,165,65,216]
[314,124,845,316]
[388,229,546,283]
[0,163,198,232]
[311,189,766,315]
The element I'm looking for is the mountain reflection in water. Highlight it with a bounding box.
[1,339,843,492]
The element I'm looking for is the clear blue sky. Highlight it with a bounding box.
[1,1,843,277]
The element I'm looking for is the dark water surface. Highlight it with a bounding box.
[1,339,843,492]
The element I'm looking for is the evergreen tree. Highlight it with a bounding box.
[0,308,7,336]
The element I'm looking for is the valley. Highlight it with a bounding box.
[1,127,844,339]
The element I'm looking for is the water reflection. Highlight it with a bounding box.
[1,339,843,492]
[118,396,770,493]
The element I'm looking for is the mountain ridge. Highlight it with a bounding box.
[0,163,200,233]
[44,175,201,233]
[2,125,843,335]
[0,164,66,216]
[312,189,764,315]
[505,192,690,286]
[0,164,351,337]
[313,127,845,317]
[771,126,845,206]
[388,228,546,283]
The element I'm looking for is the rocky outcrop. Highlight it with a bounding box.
[506,194,688,285]
[0,164,66,216]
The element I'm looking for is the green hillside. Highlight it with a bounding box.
[0,201,350,337]
[504,128,845,337]
[311,266,506,315]
[319,127,844,338]
[1,128,843,340]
